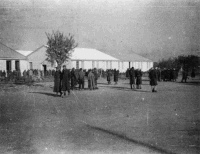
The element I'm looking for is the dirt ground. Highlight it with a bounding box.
[0,77,199,154]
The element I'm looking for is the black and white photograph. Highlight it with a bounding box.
[0,0,199,153]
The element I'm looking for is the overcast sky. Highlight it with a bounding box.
[0,0,199,61]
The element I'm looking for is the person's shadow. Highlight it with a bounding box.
[29,92,60,97]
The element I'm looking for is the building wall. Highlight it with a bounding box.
[27,47,56,70]
[84,61,92,70]
[119,61,153,72]
[0,59,28,75]
[20,60,29,72]
[25,47,154,72]
[99,61,106,70]
[112,61,118,70]
[0,60,6,71]
[71,60,122,70]
[123,62,129,72]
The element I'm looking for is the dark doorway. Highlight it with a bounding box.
[129,62,131,68]
[15,60,20,71]
[6,60,12,71]
[43,65,47,75]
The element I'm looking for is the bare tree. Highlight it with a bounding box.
[45,31,78,67]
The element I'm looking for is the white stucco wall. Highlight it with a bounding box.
[99,61,106,70]
[112,61,118,70]
[0,60,6,71]
[20,60,29,72]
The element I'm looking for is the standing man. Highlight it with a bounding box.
[191,68,195,79]
[107,69,112,84]
[78,68,85,90]
[70,68,76,90]
[93,68,98,89]
[156,67,161,82]
[88,69,95,90]
[53,67,62,96]
[114,69,119,85]
[136,69,142,89]
[172,68,177,82]
[129,67,135,89]
[149,67,158,92]
[61,65,71,97]
[181,68,188,83]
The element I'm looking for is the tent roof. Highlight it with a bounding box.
[0,42,26,60]
[71,48,119,61]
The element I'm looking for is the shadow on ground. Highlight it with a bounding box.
[87,124,177,154]
[99,85,150,92]
[29,92,59,97]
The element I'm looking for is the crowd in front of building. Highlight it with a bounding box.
[0,64,197,96]
[53,65,101,97]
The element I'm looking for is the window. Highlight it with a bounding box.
[29,62,33,70]
[6,60,12,71]
[15,60,20,71]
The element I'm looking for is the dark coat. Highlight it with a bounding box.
[136,70,142,85]
[78,71,85,82]
[61,69,71,91]
[182,70,188,80]
[88,72,95,89]
[172,70,177,80]
[71,69,77,88]
[191,69,195,78]
[107,70,112,81]
[114,70,119,82]
[149,69,158,86]
[129,68,135,84]
[53,70,61,92]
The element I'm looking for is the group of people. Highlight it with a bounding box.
[106,69,119,85]
[126,67,158,92]
[0,69,56,82]
[158,68,178,82]
[127,67,143,90]
[53,65,99,97]
[0,70,21,81]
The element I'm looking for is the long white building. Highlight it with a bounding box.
[16,46,153,72]
[0,43,153,73]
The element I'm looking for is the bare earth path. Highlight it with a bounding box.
[0,78,199,154]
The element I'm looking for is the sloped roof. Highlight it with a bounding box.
[25,45,152,62]
[110,52,153,62]
[27,45,46,57]
[71,48,119,61]
[16,50,33,56]
[0,42,26,60]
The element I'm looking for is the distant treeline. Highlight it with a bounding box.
[155,55,200,71]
